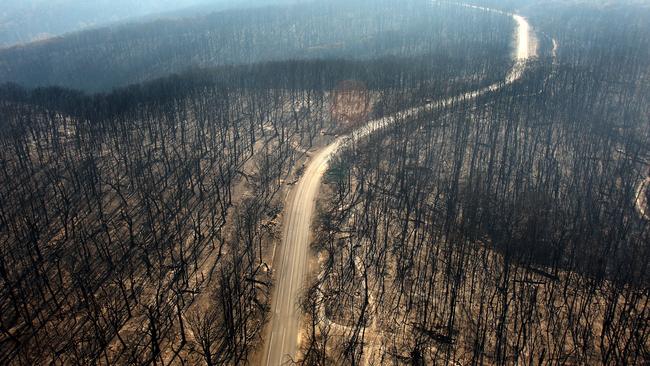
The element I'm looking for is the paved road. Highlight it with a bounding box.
[262,6,537,366]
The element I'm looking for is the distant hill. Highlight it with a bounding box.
[0,0,513,92]
[0,0,296,48]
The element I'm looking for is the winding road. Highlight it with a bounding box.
[262,4,538,365]
[636,177,650,221]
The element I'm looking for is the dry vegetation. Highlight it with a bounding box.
[301,31,649,365]
[0,1,648,365]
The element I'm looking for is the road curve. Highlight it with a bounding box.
[636,178,650,221]
[262,6,537,366]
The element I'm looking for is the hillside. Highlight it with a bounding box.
[0,0,513,92]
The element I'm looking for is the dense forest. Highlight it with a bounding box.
[0,0,648,365]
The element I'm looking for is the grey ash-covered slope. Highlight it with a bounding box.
[0,0,512,92]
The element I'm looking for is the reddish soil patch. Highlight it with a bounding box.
[330,80,371,130]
